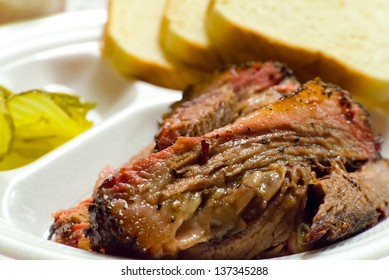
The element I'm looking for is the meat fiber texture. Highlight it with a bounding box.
[50,62,389,260]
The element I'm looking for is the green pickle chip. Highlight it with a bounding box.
[0,88,14,160]
[0,87,95,171]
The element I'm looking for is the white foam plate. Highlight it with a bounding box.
[0,10,389,260]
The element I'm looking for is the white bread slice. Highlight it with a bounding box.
[160,0,223,71]
[206,0,389,109]
[102,0,206,90]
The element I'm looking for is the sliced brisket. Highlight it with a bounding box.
[305,159,389,245]
[49,198,93,250]
[85,79,387,259]
[154,61,299,151]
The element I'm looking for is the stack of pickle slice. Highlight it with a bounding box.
[0,86,94,171]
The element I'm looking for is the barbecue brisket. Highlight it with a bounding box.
[84,79,388,259]
[49,63,389,259]
[154,61,299,151]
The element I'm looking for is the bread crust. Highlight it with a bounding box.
[206,0,389,110]
[160,0,223,71]
[102,0,206,90]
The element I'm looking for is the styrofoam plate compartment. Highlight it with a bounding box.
[0,10,389,260]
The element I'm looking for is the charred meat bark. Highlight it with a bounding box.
[305,159,389,245]
[49,198,92,250]
[154,61,299,151]
[85,79,388,259]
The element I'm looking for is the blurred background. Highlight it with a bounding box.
[0,0,107,24]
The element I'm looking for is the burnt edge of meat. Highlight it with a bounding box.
[86,196,147,258]
[302,159,389,248]
[48,224,57,241]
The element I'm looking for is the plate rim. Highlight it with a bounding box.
[1,9,389,260]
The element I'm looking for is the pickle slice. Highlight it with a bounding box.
[0,85,13,98]
[0,88,95,171]
[0,137,66,171]
[0,87,14,159]
[45,91,95,129]
[7,90,94,139]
